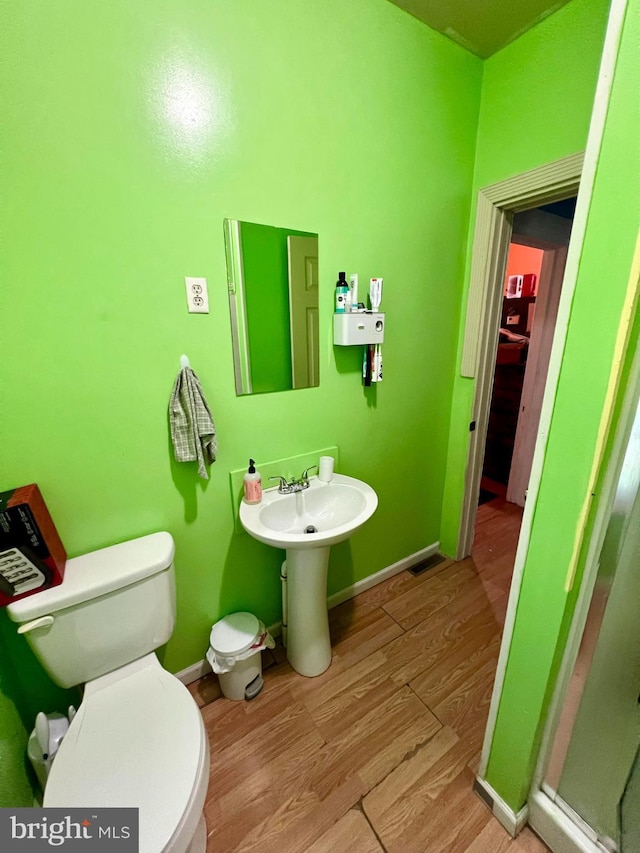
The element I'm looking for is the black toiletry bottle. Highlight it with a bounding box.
[335,272,349,313]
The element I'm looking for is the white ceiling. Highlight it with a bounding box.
[385,0,575,58]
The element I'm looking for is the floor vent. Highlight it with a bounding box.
[408,553,446,576]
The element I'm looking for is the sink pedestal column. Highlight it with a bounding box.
[285,546,331,677]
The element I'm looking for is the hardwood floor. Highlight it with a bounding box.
[189,498,549,852]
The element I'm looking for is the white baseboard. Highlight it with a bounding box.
[174,541,440,685]
[175,658,212,685]
[326,541,440,609]
[474,777,529,837]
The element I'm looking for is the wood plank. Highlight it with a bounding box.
[206,693,322,796]
[364,743,488,852]
[261,656,343,704]
[465,820,550,852]
[409,624,501,710]
[329,603,404,669]
[386,588,504,686]
[187,671,222,707]
[392,768,490,853]
[431,652,499,738]
[363,725,461,826]
[334,557,456,613]
[306,809,384,853]
[473,499,523,592]
[309,686,442,800]
[231,774,363,853]
[205,730,325,832]
[300,652,400,742]
[382,561,477,630]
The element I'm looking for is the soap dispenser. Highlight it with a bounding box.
[243,459,262,504]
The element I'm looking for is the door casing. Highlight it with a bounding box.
[458,153,583,560]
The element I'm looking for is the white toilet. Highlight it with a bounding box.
[7,532,209,853]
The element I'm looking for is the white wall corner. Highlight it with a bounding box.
[474,776,529,838]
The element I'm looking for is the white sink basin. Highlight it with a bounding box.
[239,473,378,550]
[239,471,378,677]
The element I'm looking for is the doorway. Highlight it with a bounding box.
[478,200,575,516]
[456,152,585,563]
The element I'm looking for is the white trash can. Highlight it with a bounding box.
[206,612,274,701]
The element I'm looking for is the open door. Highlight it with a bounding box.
[506,209,573,505]
[478,206,574,509]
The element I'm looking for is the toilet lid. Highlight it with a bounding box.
[44,663,204,853]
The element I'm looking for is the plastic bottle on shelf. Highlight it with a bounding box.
[335,272,349,313]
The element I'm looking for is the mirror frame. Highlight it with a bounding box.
[223,219,319,396]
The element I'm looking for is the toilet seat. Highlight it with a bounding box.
[44,656,209,853]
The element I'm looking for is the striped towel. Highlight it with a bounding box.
[169,367,217,479]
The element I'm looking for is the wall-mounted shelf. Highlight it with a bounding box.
[333,312,385,346]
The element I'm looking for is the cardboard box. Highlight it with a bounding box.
[0,484,67,607]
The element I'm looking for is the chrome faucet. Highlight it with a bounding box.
[269,465,318,494]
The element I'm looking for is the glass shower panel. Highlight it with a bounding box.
[544,399,640,851]
[620,743,640,852]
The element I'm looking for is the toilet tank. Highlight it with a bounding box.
[6,532,176,688]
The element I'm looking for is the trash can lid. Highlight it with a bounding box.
[209,612,261,656]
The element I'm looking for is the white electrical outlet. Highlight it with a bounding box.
[185,277,209,314]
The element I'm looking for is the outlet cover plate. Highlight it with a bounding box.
[185,277,209,313]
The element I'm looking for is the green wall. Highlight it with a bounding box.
[0,664,32,807]
[485,0,640,808]
[1,0,481,805]
[440,0,611,555]
[473,0,612,189]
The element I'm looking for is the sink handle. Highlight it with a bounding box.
[301,465,318,481]
[268,475,290,493]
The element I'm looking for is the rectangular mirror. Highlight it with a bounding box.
[224,219,319,395]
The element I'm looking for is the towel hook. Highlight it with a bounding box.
[180,354,190,369]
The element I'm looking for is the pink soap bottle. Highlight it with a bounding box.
[243,459,262,504]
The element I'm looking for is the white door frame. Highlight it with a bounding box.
[457,152,583,560]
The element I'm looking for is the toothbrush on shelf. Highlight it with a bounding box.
[363,345,373,386]
[374,344,383,382]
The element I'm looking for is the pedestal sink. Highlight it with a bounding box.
[239,474,378,677]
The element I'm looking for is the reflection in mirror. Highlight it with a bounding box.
[224,220,319,395]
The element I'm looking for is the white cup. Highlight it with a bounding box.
[318,456,334,482]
